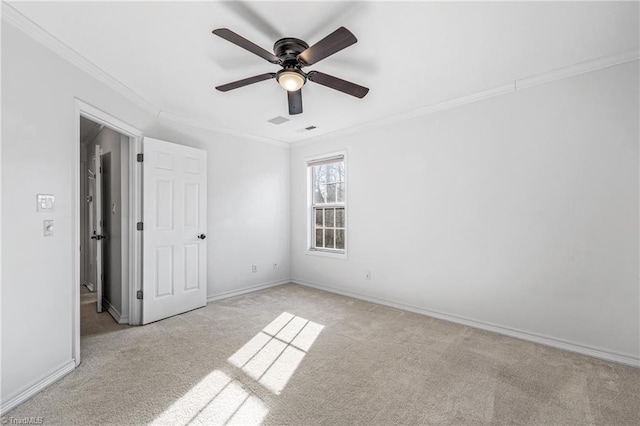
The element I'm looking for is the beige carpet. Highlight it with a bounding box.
[6,283,639,425]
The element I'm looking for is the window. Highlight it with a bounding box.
[308,153,346,254]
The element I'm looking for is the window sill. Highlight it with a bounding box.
[306,249,348,260]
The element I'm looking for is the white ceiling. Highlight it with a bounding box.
[9,1,639,143]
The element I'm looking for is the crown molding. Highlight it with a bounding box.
[515,49,640,90]
[292,49,640,148]
[157,111,291,149]
[1,2,162,117]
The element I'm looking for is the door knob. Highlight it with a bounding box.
[91,235,105,240]
[197,234,206,240]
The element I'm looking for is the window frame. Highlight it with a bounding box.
[306,150,348,259]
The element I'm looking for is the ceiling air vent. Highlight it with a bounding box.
[267,116,290,125]
[296,125,318,133]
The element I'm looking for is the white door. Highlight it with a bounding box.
[142,137,207,324]
[87,160,96,291]
[94,145,104,313]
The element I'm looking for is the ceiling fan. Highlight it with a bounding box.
[212,27,369,115]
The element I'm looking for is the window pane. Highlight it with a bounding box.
[315,209,323,226]
[314,164,328,185]
[325,229,334,248]
[312,161,344,205]
[315,229,323,248]
[336,229,345,249]
[336,208,345,228]
[324,208,334,227]
[327,163,337,183]
[322,164,330,183]
[326,183,336,203]
[314,184,327,204]
[336,183,344,202]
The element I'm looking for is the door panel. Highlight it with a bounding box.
[142,137,207,324]
[184,244,200,291]
[155,179,174,229]
[184,183,200,228]
[154,246,174,297]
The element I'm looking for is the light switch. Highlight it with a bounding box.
[37,194,55,212]
[44,220,54,237]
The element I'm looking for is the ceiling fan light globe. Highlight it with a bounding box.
[277,71,305,92]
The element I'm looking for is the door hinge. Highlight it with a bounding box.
[137,153,144,162]
[136,290,143,300]
[137,222,143,231]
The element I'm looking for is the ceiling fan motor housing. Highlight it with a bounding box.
[273,38,309,65]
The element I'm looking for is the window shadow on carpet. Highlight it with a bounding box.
[228,311,324,395]
[151,311,324,425]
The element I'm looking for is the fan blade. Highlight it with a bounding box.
[216,73,276,92]
[307,71,369,98]
[288,89,303,115]
[298,27,357,66]
[212,28,280,64]
[221,2,282,41]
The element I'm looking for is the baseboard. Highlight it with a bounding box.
[83,282,95,292]
[103,298,129,324]
[0,360,75,415]
[207,280,290,302]
[292,278,640,368]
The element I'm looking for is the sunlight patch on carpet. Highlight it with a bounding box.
[228,312,324,394]
[151,370,268,426]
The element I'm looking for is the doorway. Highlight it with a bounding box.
[79,117,130,323]
[74,100,144,366]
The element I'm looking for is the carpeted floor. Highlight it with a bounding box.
[6,283,640,425]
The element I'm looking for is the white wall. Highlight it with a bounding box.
[154,121,291,299]
[1,20,291,409]
[291,61,639,361]
[1,22,156,407]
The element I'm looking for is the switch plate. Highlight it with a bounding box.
[43,220,54,237]
[37,194,55,212]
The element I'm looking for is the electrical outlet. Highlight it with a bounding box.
[252,264,257,273]
[273,262,278,269]
[365,271,371,280]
